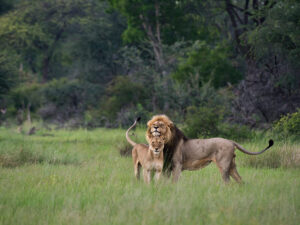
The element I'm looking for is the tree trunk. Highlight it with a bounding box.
[139,1,165,70]
[41,25,65,82]
[27,103,31,125]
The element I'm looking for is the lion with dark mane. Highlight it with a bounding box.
[146,114,274,183]
[146,115,187,175]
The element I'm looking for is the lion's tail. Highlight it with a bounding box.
[126,117,141,147]
[233,139,274,155]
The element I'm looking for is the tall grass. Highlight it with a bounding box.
[236,137,300,169]
[0,126,299,225]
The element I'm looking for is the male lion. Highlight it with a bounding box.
[146,115,274,183]
[146,114,187,175]
[126,118,164,184]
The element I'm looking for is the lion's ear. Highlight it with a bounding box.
[167,121,174,129]
[147,121,151,127]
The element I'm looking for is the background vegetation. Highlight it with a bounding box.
[0,0,299,133]
[0,1,299,224]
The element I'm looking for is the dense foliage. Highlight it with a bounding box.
[273,108,300,138]
[0,0,299,133]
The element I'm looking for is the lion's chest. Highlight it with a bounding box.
[145,159,163,171]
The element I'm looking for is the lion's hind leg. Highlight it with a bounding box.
[132,149,141,180]
[215,156,232,183]
[229,159,243,184]
[134,162,141,180]
[218,166,230,183]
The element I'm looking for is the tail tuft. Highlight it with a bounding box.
[269,139,274,147]
[136,117,141,122]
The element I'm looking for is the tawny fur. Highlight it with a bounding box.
[126,119,164,184]
[146,115,187,174]
[146,114,174,143]
[146,115,273,183]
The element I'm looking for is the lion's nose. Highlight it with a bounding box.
[154,126,158,129]
[155,148,158,151]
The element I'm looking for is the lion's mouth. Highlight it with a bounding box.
[152,131,160,136]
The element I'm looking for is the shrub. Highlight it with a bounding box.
[116,104,150,128]
[38,78,99,123]
[273,108,300,138]
[9,83,42,112]
[218,123,254,141]
[183,105,253,140]
[0,52,17,97]
[84,109,108,128]
[85,103,150,128]
[41,78,85,108]
[99,76,150,125]
[117,141,133,157]
[173,41,243,88]
[183,106,223,138]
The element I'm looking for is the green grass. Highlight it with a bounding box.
[0,127,299,225]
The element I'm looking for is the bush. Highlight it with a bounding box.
[183,105,253,140]
[218,123,254,141]
[0,52,17,97]
[173,41,243,88]
[117,141,133,157]
[115,104,151,128]
[84,109,109,128]
[10,83,42,112]
[99,76,150,125]
[85,104,150,128]
[273,108,300,138]
[183,106,223,138]
[38,78,97,123]
[8,78,96,124]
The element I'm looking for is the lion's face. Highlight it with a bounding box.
[149,137,164,156]
[146,115,174,144]
[150,120,168,137]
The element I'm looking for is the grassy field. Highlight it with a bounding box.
[0,126,299,225]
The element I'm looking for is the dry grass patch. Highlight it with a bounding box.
[0,148,79,168]
[238,141,300,168]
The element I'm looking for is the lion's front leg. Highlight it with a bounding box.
[172,140,183,182]
[154,169,162,182]
[172,163,182,182]
[143,169,151,184]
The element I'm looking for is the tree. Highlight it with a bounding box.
[173,41,242,89]
[0,53,17,98]
[224,0,278,55]
[0,0,89,82]
[0,0,14,15]
[68,1,126,85]
[232,0,300,125]
[108,0,200,70]
[100,76,148,119]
